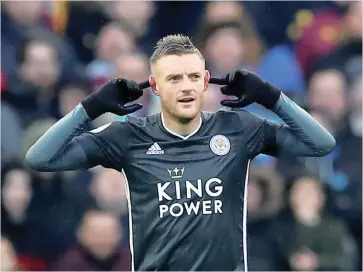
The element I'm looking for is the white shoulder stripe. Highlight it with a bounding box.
[90,122,112,134]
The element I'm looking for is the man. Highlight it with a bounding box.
[26,34,335,271]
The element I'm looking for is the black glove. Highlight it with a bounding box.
[81,78,143,120]
[220,69,281,109]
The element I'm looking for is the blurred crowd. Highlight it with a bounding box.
[1,1,362,271]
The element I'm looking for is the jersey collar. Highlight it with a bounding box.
[161,112,202,140]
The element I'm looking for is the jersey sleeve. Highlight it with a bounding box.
[76,121,130,170]
[235,109,282,159]
[233,92,336,159]
[25,104,130,172]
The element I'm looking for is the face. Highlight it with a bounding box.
[345,1,362,38]
[79,212,121,260]
[150,53,210,121]
[91,169,128,215]
[308,70,347,122]
[22,41,60,89]
[2,169,32,217]
[114,54,149,82]
[112,1,155,35]
[290,178,324,215]
[4,1,43,25]
[205,1,243,24]
[97,25,135,61]
[247,180,263,213]
[205,28,244,74]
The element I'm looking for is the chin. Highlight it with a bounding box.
[176,108,200,121]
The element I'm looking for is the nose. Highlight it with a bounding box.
[180,75,194,93]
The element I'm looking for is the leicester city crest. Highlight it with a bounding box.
[209,135,231,156]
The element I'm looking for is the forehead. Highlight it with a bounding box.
[153,53,205,77]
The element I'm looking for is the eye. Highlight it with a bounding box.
[168,76,180,83]
[191,74,201,80]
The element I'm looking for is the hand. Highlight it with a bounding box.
[289,248,319,271]
[220,69,281,109]
[81,78,143,120]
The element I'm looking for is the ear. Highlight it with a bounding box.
[204,70,211,92]
[149,76,159,96]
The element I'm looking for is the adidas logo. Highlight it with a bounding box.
[146,142,164,155]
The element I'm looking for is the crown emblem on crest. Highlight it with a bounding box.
[167,167,185,179]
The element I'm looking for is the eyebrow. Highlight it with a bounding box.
[166,72,202,79]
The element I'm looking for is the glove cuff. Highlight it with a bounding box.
[81,95,104,120]
[260,83,281,109]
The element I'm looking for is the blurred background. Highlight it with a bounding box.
[0,0,362,271]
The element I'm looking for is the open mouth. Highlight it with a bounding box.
[178,97,195,103]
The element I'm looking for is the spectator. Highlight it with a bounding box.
[1,1,80,77]
[57,2,111,64]
[90,168,128,217]
[1,161,49,270]
[1,1,45,74]
[313,1,362,82]
[197,2,265,75]
[1,101,24,163]
[272,175,357,271]
[199,20,265,77]
[203,23,245,77]
[104,1,156,40]
[202,1,245,24]
[52,210,131,271]
[86,22,136,91]
[307,68,348,137]
[295,8,343,77]
[89,168,130,244]
[247,166,284,271]
[5,37,61,127]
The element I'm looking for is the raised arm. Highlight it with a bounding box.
[222,69,335,158]
[272,93,335,156]
[25,104,93,171]
[25,78,143,172]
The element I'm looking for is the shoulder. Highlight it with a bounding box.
[204,108,268,130]
[90,113,160,136]
[201,108,241,122]
[125,113,160,128]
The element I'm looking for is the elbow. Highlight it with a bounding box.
[25,148,50,172]
[315,135,336,156]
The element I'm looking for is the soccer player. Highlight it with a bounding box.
[25,34,335,271]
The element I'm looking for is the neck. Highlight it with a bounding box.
[162,112,202,137]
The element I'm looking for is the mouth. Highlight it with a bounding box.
[178,97,195,103]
